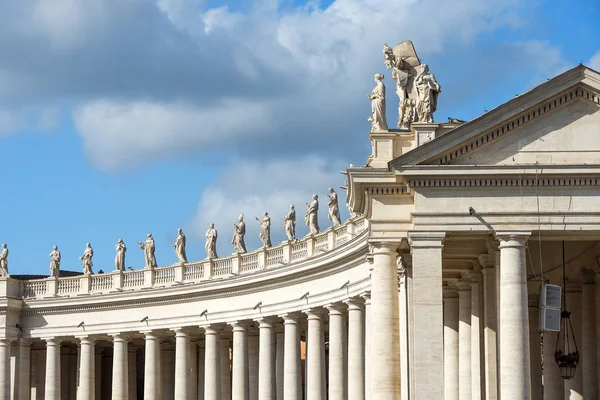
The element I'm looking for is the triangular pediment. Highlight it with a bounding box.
[390,65,600,168]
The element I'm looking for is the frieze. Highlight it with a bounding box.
[407,176,600,188]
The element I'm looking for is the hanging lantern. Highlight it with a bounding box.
[553,241,579,379]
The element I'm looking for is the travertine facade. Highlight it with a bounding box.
[0,61,599,400]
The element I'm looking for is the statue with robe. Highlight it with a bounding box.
[305,194,320,235]
[232,214,247,253]
[79,243,94,275]
[49,245,61,277]
[115,239,126,271]
[173,228,188,264]
[256,212,272,247]
[328,188,342,227]
[367,73,388,132]
[284,205,296,241]
[0,244,9,278]
[415,63,441,123]
[205,223,218,259]
[138,233,158,269]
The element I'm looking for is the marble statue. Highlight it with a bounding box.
[49,245,61,277]
[173,228,188,264]
[367,73,388,132]
[232,214,247,254]
[382,43,411,127]
[415,64,441,123]
[401,98,417,129]
[0,244,9,278]
[284,205,296,241]
[328,187,342,227]
[115,239,127,271]
[256,212,272,248]
[138,234,158,269]
[305,194,320,235]
[205,223,218,259]
[79,243,94,275]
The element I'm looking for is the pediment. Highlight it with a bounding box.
[390,65,600,168]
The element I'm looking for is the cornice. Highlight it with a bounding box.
[406,175,600,189]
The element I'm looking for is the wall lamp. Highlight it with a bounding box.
[339,280,350,290]
[253,301,263,310]
[77,321,85,328]
[140,316,149,323]
[300,292,310,300]
[200,309,208,318]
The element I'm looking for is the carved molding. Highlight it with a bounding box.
[407,176,600,188]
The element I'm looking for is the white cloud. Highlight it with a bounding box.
[189,155,349,256]
[589,50,600,71]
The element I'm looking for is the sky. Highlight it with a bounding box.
[0,0,599,276]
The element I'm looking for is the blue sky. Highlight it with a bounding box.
[0,0,599,275]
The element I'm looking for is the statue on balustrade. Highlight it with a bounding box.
[79,243,94,275]
[173,228,188,264]
[415,63,441,123]
[367,73,388,132]
[138,233,158,269]
[232,213,247,254]
[0,244,9,278]
[256,212,272,248]
[328,187,342,227]
[284,204,296,241]
[49,245,61,277]
[205,223,218,259]
[115,238,127,271]
[305,194,320,235]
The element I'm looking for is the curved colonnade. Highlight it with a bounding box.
[0,217,377,400]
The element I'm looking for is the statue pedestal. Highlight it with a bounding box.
[367,130,414,168]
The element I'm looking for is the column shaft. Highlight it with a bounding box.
[363,293,371,400]
[144,332,161,400]
[220,337,231,400]
[204,327,221,400]
[283,315,301,400]
[0,339,12,400]
[258,319,276,400]
[328,305,346,400]
[458,284,472,400]
[175,330,191,400]
[198,342,206,400]
[111,334,129,400]
[481,259,498,400]
[497,233,531,400]
[470,274,483,400]
[17,340,31,400]
[275,327,284,400]
[77,337,95,400]
[443,296,459,400]
[129,348,138,400]
[190,341,198,400]
[581,270,598,399]
[347,299,365,400]
[248,332,259,400]
[45,338,61,400]
[529,299,542,400]
[398,270,409,400]
[306,310,324,400]
[232,323,249,400]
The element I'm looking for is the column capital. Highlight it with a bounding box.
[326,302,347,315]
[140,330,161,339]
[17,338,33,347]
[367,240,402,254]
[452,279,471,291]
[229,320,250,331]
[408,231,446,249]
[485,236,500,253]
[279,312,303,323]
[173,328,191,338]
[477,253,495,268]
[360,291,371,302]
[303,308,325,319]
[110,333,130,342]
[201,324,225,335]
[76,336,96,345]
[255,316,279,328]
[44,337,63,346]
[344,296,365,310]
[495,231,531,247]
[580,267,596,284]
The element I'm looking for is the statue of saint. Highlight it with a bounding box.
[79,243,94,275]
[49,245,61,277]
[138,234,158,269]
[284,205,296,241]
[328,188,342,227]
[256,212,272,248]
[415,64,441,123]
[0,244,9,278]
[367,73,388,132]
[305,194,320,235]
[232,214,247,253]
[205,223,218,259]
[115,239,127,271]
[382,43,395,69]
[173,228,188,264]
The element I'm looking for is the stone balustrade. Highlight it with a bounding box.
[10,217,367,300]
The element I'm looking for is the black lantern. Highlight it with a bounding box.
[553,241,579,379]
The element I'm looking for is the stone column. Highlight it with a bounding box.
[361,292,371,400]
[469,269,483,400]
[220,336,231,400]
[17,339,31,400]
[204,326,221,400]
[112,333,129,400]
[129,347,138,400]
[443,293,459,400]
[408,233,445,400]
[528,295,542,400]
[282,314,301,400]
[328,303,346,400]
[305,309,324,400]
[397,262,409,400]
[248,329,259,400]
[175,329,191,400]
[564,286,583,400]
[346,297,365,400]
[95,349,102,400]
[198,341,206,400]
[542,330,563,400]
[258,318,276,400]
[231,322,249,400]
[496,232,531,400]
[77,337,95,400]
[45,338,62,400]
[190,340,198,400]
[275,325,284,400]
[0,338,12,400]
[479,247,498,400]
[457,280,472,400]
[162,342,175,400]
[144,331,161,400]
[581,269,598,400]
[369,241,402,400]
